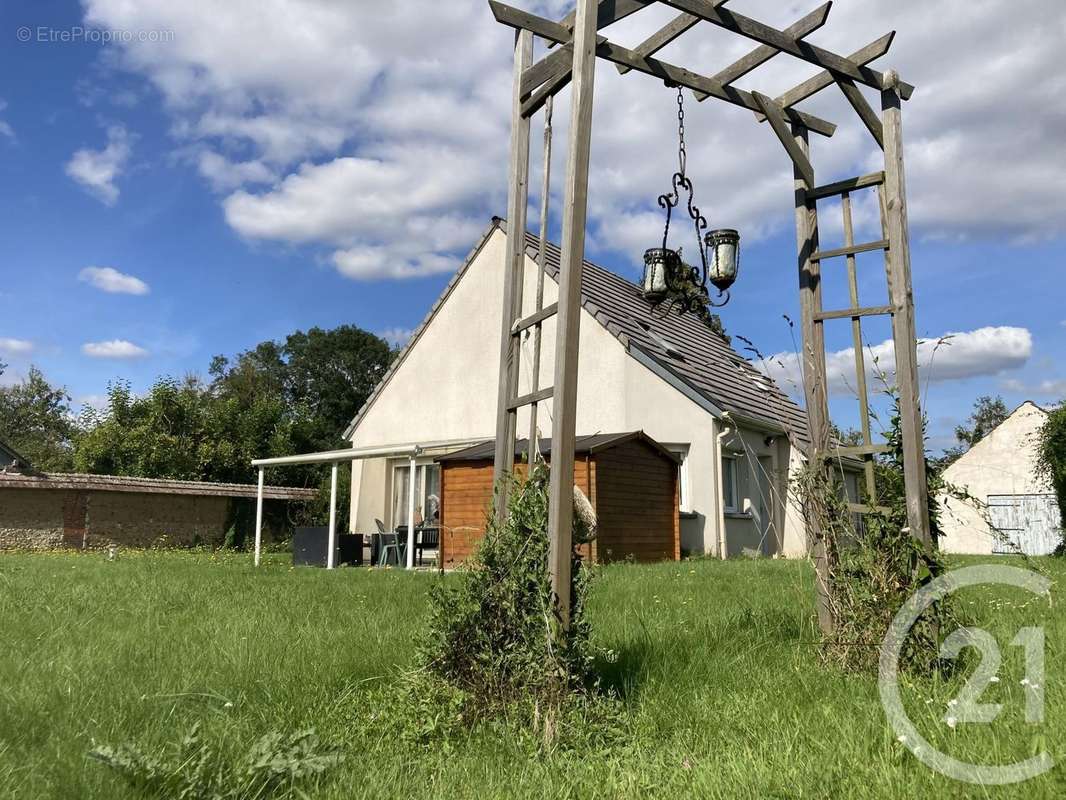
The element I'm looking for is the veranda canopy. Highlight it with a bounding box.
[250,444,423,570]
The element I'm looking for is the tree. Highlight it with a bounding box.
[73,376,296,485]
[1036,402,1066,552]
[0,366,75,471]
[211,325,393,454]
[940,395,1010,466]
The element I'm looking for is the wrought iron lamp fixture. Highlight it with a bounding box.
[642,86,739,310]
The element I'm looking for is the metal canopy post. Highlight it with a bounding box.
[254,467,264,567]
[327,462,338,569]
[406,454,417,569]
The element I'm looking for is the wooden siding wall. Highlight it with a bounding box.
[440,443,676,566]
[593,440,679,563]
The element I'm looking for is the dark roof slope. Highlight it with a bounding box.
[438,431,680,463]
[515,225,810,445]
[0,438,31,470]
[343,217,810,447]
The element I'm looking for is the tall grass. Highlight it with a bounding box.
[0,551,1062,798]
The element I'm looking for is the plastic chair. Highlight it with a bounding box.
[378,532,404,566]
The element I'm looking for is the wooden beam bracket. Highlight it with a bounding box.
[753,92,815,188]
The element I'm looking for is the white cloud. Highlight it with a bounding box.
[81,0,1066,278]
[0,99,13,141]
[77,394,110,413]
[65,125,133,205]
[196,150,275,192]
[78,266,150,295]
[0,337,34,355]
[379,327,415,348]
[1001,378,1066,398]
[81,339,149,358]
[756,326,1033,397]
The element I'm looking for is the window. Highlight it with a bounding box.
[721,455,738,512]
[391,462,441,528]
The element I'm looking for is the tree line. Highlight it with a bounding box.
[0,325,395,496]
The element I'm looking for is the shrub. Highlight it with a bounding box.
[417,465,601,732]
[89,722,342,800]
[795,399,953,672]
[1035,404,1066,554]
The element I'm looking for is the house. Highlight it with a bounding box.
[345,218,816,561]
[937,401,1060,555]
[0,471,315,550]
[437,432,680,566]
[0,438,30,471]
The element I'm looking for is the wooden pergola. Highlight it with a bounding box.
[488,0,930,634]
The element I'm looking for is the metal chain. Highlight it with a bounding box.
[676,86,686,177]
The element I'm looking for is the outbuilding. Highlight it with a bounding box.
[436,431,680,567]
[937,401,1060,555]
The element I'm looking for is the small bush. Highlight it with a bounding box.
[795,400,954,673]
[372,464,623,748]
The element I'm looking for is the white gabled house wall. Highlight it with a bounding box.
[937,401,1054,554]
[348,224,808,557]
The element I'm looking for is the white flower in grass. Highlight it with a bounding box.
[946,716,958,729]
[897,735,907,743]
[947,698,958,707]
[989,675,1000,683]
[1021,678,1030,686]
[224,701,234,709]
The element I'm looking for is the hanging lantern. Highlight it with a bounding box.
[642,247,678,301]
[641,85,739,311]
[705,228,740,292]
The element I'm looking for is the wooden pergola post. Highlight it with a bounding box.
[791,124,834,634]
[492,29,533,509]
[545,0,599,630]
[881,69,931,548]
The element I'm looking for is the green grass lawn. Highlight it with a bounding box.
[1,550,1063,799]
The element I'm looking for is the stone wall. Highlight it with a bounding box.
[0,489,238,550]
[0,489,64,549]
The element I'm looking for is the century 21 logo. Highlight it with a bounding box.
[879,565,1052,785]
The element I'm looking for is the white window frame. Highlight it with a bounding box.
[668,445,691,513]
[721,454,739,513]
[390,460,441,528]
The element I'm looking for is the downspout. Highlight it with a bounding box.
[715,415,734,560]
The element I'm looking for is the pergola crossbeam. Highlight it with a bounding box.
[767,32,902,117]
[660,0,909,96]
[523,0,720,114]
[701,2,830,94]
[490,1,838,137]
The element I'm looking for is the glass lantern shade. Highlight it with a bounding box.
[642,247,679,301]
[704,228,740,292]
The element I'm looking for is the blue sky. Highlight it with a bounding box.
[0,0,1063,452]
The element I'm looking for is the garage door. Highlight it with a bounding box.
[987,494,1061,555]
